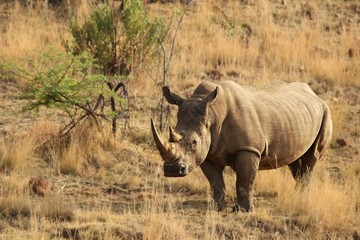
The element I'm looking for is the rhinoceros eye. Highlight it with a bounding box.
[191,139,198,150]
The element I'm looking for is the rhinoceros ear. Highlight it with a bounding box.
[197,87,218,118]
[204,87,218,105]
[163,86,184,106]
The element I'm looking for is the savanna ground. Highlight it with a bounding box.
[0,0,359,239]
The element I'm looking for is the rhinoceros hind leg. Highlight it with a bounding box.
[289,106,332,189]
[200,160,226,211]
[288,151,317,189]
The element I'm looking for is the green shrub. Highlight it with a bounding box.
[67,1,165,134]
[68,1,165,76]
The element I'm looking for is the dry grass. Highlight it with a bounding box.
[0,135,33,173]
[256,161,359,232]
[0,2,66,60]
[177,1,359,88]
[0,0,94,61]
[0,0,359,239]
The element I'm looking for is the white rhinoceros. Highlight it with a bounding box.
[151,80,332,212]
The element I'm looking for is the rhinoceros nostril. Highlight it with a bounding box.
[179,163,188,176]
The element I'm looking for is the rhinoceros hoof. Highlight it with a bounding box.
[216,204,226,212]
[232,203,254,213]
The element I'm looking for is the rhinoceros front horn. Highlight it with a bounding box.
[151,119,170,160]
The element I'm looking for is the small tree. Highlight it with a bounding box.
[4,47,117,136]
[67,1,165,135]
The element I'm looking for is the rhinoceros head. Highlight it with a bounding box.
[151,86,218,177]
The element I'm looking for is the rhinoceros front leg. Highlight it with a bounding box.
[232,151,260,212]
[200,160,226,211]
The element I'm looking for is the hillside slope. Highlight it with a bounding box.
[0,1,359,239]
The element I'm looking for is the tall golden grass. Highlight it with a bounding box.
[169,0,360,88]
[256,161,359,232]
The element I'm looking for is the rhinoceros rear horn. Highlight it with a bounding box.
[151,119,170,160]
[169,126,183,142]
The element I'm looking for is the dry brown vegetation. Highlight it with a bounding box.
[0,0,359,239]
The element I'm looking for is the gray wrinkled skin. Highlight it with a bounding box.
[151,80,333,212]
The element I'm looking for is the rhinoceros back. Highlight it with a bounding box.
[201,81,326,169]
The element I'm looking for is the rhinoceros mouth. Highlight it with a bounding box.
[151,119,189,177]
[163,161,188,177]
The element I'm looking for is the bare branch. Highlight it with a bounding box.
[159,14,174,43]
[166,2,193,73]
[93,94,105,112]
[60,112,89,136]
[157,1,194,131]
[114,82,126,93]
